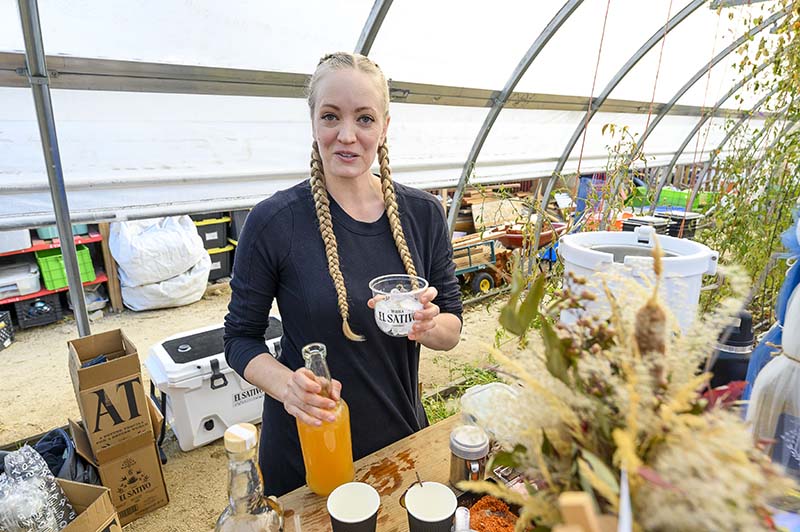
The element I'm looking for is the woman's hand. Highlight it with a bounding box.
[281,368,342,427]
[368,286,440,342]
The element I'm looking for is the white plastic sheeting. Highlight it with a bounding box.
[0,0,783,227]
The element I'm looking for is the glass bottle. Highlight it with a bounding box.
[296,342,355,496]
[215,423,284,532]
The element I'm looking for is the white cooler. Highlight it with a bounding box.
[145,318,282,451]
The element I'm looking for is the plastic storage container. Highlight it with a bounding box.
[35,245,96,291]
[628,186,717,211]
[190,212,224,222]
[0,230,32,254]
[558,226,718,332]
[13,293,63,329]
[0,310,14,351]
[229,210,251,242]
[194,217,230,250]
[207,245,234,281]
[35,224,89,240]
[145,318,283,451]
[654,211,704,238]
[0,261,41,298]
[621,215,670,235]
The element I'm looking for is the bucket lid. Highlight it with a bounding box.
[450,425,489,459]
[558,227,718,277]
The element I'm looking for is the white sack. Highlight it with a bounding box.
[110,216,205,287]
[121,254,211,311]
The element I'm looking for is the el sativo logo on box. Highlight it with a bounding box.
[92,376,143,432]
[233,385,263,408]
[117,457,151,502]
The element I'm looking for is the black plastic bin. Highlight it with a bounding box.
[194,218,229,250]
[190,212,224,222]
[229,210,251,242]
[208,246,234,281]
[0,310,14,350]
[13,293,63,329]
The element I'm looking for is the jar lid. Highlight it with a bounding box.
[450,425,489,460]
[224,423,258,453]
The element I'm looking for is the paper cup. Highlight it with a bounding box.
[369,274,428,337]
[404,481,457,532]
[327,482,380,532]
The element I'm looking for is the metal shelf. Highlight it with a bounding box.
[0,231,103,258]
[0,272,108,306]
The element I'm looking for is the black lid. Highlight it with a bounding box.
[654,211,704,222]
[162,317,283,364]
[717,310,754,348]
[622,216,669,234]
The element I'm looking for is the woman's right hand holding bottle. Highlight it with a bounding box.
[282,368,341,426]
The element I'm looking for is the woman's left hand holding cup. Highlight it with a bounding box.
[407,286,439,342]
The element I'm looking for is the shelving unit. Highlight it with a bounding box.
[0,226,121,325]
[0,272,108,306]
[0,231,103,258]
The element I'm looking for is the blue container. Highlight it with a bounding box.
[36,224,89,240]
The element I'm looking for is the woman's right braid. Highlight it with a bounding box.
[310,141,364,342]
[378,143,418,284]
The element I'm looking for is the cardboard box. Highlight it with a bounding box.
[70,399,169,526]
[68,329,153,453]
[60,479,123,532]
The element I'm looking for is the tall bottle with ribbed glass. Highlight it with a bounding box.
[215,423,283,532]
[296,342,355,496]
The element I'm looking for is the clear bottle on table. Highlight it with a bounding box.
[215,423,284,532]
[296,342,355,496]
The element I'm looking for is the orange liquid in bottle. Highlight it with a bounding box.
[296,399,355,496]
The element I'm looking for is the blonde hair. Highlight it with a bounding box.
[307,52,417,341]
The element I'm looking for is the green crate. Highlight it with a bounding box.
[35,245,96,291]
[626,186,717,211]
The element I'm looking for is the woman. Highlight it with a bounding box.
[224,52,463,496]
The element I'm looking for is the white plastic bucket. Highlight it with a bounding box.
[558,226,718,331]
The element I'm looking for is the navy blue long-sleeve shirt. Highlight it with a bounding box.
[224,180,462,496]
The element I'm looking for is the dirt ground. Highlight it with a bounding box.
[0,283,503,531]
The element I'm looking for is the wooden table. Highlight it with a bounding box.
[279,415,460,531]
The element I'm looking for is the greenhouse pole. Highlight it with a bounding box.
[446,0,584,237]
[533,0,705,243]
[648,59,773,213]
[355,0,393,55]
[17,0,90,337]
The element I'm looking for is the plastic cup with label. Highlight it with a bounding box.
[369,274,428,337]
[404,481,457,532]
[326,482,380,532]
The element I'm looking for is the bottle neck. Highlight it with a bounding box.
[304,350,333,399]
[226,448,263,511]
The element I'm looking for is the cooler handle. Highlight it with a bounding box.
[209,359,229,390]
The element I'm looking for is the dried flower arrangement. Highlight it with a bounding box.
[462,245,793,531]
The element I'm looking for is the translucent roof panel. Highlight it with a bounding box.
[1,89,489,190]
[478,108,735,179]
[611,1,779,107]
[515,0,677,98]
[370,0,564,89]
[0,3,23,51]
[11,0,372,73]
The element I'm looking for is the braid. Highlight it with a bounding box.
[378,142,418,284]
[310,141,365,342]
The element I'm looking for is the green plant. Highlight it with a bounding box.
[422,363,503,424]
[696,0,800,327]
